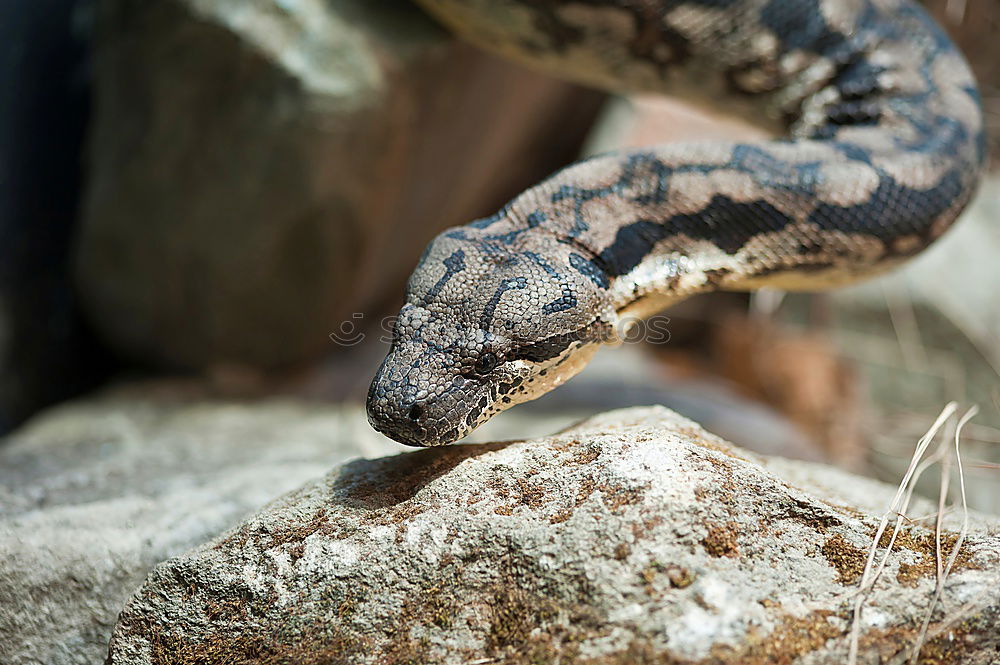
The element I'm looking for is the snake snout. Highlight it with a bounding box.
[367,399,465,447]
[366,386,432,446]
[366,379,428,447]
[366,349,468,447]
[367,402,430,447]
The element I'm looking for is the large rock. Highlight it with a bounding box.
[77,0,603,371]
[107,406,1000,664]
[0,395,400,665]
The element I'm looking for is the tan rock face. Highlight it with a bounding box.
[77,0,603,370]
[105,406,1000,664]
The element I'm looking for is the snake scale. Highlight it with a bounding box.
[367,0,985,446]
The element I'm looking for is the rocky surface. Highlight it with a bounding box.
[0,396,400,665]
[77,0,603,371]
[105,406,1000,665]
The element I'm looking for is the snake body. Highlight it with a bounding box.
[367,0,985,446]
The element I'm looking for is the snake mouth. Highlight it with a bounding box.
[366,408,463,447]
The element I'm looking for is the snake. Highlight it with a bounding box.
[366,0,986,446]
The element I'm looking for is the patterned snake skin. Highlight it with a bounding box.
[367,0,986,446]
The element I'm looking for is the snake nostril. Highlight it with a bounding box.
[408,404,423,421]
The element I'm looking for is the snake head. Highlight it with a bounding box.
[366,227,613,446]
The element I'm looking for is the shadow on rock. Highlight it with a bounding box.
[333,441,514,509]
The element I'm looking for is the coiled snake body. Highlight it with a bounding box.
[368,0,986,446]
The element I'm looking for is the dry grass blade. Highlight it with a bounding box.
[908,405,978,665]
[847,402,958,665]
[934,431,954,582]
[883,283,929,371]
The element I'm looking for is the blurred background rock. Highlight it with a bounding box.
[76,0,605,372]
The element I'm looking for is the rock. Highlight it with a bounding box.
[0,395,401,665]
[106,406,1000,664]
[77,0,603,370]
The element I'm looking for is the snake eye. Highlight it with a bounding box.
[475,351,499,374]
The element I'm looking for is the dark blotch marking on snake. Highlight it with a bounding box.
[569,253,610,289]
[598,196,795,277]
[524,251,578,314]
[515,324,603,364]
[479,277,528,330]
[423,249,466,302]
